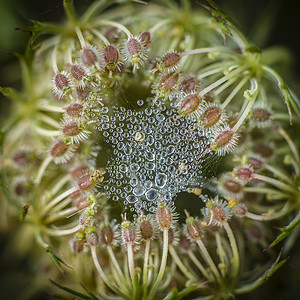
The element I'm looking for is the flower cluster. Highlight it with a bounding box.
[1,0,299,299]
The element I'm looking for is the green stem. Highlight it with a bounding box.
[196,239,222,283]
[252,173,296,194]
[232,79,258,132]
[169,245,196,281]
[43,224,81,237]
[148,229,169,299]
[107,246,131,291]
[42,187,77,214]
[223,221,239,279]
[143,240,151,298]
[245,202,291,221]
[91,246,128,298]
[187,250,211,280]
[215,232,228,277]
[199,66,247,98]
[63,0,78,27]
[221,75,250,109]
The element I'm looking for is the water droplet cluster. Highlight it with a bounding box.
[98,100,212,212]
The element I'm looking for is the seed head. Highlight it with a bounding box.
[139,31,152,47]
[203,198,232,227]
[54,72,69,90]
[81,47,99,67]
[61,120,90,143]
[178,94,202,116]
[202,92,215,103]
[138,216,155,240]
[179,235,193,251]
[251,106,272,127]
[126,38,142,56]
[180,77,199,93]
[103,45,120,72]
[76,85,91,100]
[200,106,223,128]
[13,151,29,166]
[211,127,238,155]
[73,240,84,252]
[253,144,273,158]
[76,196,91,210]
[161,52,181,71]
[185,217,202,241]
[249,156,263,170]
[69,189,81,202]
[71,165,89,178]
[124,37,146,71]
[62,121,80,137]
[65,103,84,118]
[14,181,30,196]
[121,220,136,245]
[70,64,86,81]
[100,225,115,246]
[235,165,253,182]
[223,178,243,195]
[159,72,180,92]
[86,229,99,246]
[156,202,173,230]
[53,72,70,98]
[234,203,248,217]
[78,174,96,191]
[50,139,75,164]
[105,27,120,42]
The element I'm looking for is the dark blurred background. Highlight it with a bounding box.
[1,0,300,299]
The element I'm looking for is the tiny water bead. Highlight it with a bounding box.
[99,100,212,211]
